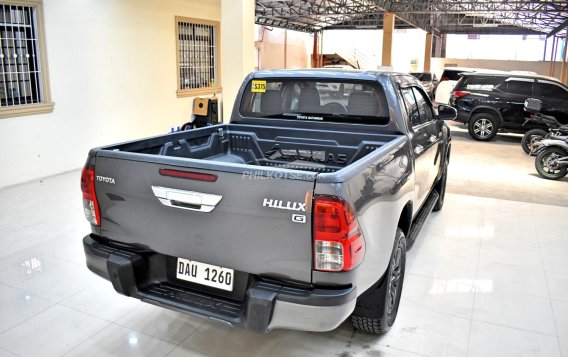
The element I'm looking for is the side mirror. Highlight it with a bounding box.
[438,104,457,121]
[524,98,542,113]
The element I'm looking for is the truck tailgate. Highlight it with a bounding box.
[94,156,316,283]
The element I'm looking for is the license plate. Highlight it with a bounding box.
[176,258,234,291]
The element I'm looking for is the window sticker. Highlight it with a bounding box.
[251,80,267,93]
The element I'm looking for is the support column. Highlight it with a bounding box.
[560,31,568,85]
[424,33,433,72]
[382,12,395,67]
[311,33,319,68]
[221,0,255,122]
[284,29,288,69]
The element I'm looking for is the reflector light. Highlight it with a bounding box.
[81,165,100,226]
[313,195,365,272]
[452,90,471,99]
[159,169,217,182]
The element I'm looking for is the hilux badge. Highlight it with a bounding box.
[262,198,306,212]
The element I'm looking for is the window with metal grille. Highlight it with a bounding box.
[0,1,52,119]
[176,17,221,97]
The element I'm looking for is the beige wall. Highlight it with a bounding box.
[220,0,255,122]
[432,57,565,80]
[256,27,311,70]
[0,0,221,188]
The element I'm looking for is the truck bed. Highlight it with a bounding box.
[102,124,401,174]
[90,123,405,284]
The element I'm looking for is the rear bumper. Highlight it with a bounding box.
[83,235,356,333]
[455,110,469,124]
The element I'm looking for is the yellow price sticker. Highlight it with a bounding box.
[251,80,267,93]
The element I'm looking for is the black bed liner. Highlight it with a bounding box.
[102,124,400,173]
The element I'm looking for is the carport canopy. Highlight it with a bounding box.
[255,0,568,38]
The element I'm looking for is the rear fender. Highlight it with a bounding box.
[538,139,568,152]
[467,106,504,127]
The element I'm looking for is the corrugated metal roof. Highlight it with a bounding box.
[255,0,568,38]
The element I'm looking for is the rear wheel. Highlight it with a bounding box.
[468,113,499,141]
[350,229,406,334]
[522,129,548,155]
[535,147,568,180]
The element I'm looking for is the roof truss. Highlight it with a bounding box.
[255,0,568,37]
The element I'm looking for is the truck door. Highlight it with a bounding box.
[401,87,437,212]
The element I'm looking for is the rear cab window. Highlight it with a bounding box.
[239,78,390,125]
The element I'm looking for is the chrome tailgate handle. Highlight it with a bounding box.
[151,186,222,212]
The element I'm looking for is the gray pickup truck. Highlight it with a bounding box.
[81,69,455,334]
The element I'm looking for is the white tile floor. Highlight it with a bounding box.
[0,171,567,357]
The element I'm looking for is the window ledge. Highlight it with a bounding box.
[0,102,55,120]
[177,87,222,98]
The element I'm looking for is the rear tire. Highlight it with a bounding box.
[468,113,499,141]
[521,129,548,155]
[350,229,406,334]
[535,147,568,180]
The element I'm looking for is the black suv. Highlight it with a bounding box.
[449,73,568,141]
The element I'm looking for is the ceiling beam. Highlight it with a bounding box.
[547,18,568,37]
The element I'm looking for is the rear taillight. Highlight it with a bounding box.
[451,90,470,99]
[313,195,365,272]
[81,165,100,226]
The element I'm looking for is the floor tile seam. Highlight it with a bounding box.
[167,318,221,353]
[0,224,37,236]
[0,303,59,343]
[0,299,55,336]
[0,281,60,302]
[111,317,204,347]
[472,290,552,301]
[476,255,545,272]
[0,345,22,357]
[15,277,100,305]
[61,321,178,357]
[58,319,111,357]
[444,192,568,209]
[57,299,139,325]
[372,341,434,357]
[399,296,474,321]
[466,229,483,357]
[534,219,564,356]
[406,271,474,281]
[470,317,558,338]
[0,253,70,285]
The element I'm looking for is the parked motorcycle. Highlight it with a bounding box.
[534,137,568,180]
[521,98,568,155]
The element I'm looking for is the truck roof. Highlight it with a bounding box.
[251,68,408,81]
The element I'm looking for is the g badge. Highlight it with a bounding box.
[292,214,306,224]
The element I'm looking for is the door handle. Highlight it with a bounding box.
[429,135,438,143]
[414,145,425,155]
[152,186,222,212]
